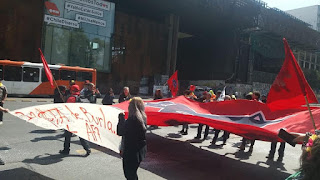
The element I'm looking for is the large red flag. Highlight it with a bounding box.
[267,38,318,111]
[167,71,179,97]
[39,48,54,88]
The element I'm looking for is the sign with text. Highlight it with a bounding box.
[76,14,106,27]
[65,2,104,17]
[11,103,122,153]
[45,1,60,16]
[69,0,111,11]
[44,14,80,28]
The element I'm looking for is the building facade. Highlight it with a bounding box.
[287,5,320,32]
[2,0,320,95]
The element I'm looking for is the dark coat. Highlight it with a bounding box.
[102,94,115,105]
[118,93,131,103]
[117,115,147,161]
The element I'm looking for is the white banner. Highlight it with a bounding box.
[69,0,111,11]
[44,14,80,28]
[65,2,104,17]
[76,14,106,27]
[10,103,122,153]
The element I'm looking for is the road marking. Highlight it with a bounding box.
[37,100,49,102]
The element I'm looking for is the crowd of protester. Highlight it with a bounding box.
[2,80,319,180]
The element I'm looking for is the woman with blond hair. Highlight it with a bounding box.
[117,97,147,180]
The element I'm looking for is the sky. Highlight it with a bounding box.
[262,0,320,11]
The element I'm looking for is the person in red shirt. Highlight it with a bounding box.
[59,85,91,156]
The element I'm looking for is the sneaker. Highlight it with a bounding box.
[194,136,201,139]
[182,132,188,135]
[238,145,245,151]
[0,159,4,165]
[179,130,185,134]
[0,121,3,125]
[59,150,69,155]
[85,149,91,156]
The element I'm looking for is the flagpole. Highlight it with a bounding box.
[304,96,317,131]
[52,76,65,103]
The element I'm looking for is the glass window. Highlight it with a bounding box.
[42,0,115,72]
[0,65,3,80]
[42,69,60,82]
[77,71,93,82]
[4,66,22,81]
[305,62,310,69]
[60,70,76,80]
[311,64,315,70]
[23,67,40,82]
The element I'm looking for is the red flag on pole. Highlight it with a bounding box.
[267,38,318,110]
[167,71,179,97]
[39,48,54,88]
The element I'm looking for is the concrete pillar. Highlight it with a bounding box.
[165,14,180,76]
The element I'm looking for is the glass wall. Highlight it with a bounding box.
[42,0,115,72]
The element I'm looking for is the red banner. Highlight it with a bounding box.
[114,96,319,142]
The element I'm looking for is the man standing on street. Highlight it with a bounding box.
[0,78,7,125]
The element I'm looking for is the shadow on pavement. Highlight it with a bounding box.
[257,159,287,171]
[29,130,58,134]
[224,150,253,160]
[30,134,64,142]
[0,167,54,180]
[166,133,182,139]
[22,153,85,165]
[0,146,10,151]
[140,133,290,180]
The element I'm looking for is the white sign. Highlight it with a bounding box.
[65,2,104,17]
[11,103,123,153]
[76,14,106,27]
[70,0,110,11]
[44,14,80,28]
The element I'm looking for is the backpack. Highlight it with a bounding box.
[0,86,7,101]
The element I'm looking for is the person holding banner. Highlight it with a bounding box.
[117,97,147,180]
[0,105,9,164]
[0,78,7,125]
[59,85,91,156]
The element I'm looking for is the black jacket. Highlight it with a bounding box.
[118,93,131,103]
[117,115,147,159]
[102,94,115,105]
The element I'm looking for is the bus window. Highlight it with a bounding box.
[42,69,59,82]
[4,66,22,81]
[60,70,76,80]
[77,71,93,82]
[0,65,3,80]
[23,67,40,82]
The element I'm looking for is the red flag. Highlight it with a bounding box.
[39,48,54,88]
[167,71,179,97]
[267,38,318,110]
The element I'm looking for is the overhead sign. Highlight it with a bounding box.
[65,2,104,17]
[45,1,60,16]
[76,14,106,27]
[44,14,80,28]
[69,0,111,11]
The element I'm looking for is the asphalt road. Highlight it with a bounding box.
[0,98,301,180]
